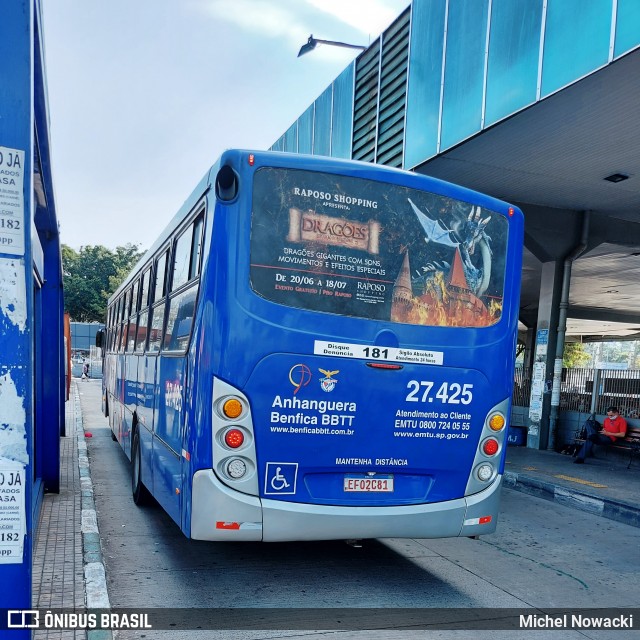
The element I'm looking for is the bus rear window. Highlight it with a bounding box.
[250,168,508,328]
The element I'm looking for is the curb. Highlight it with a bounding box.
[73,384,113,640]
[503,470,640,528]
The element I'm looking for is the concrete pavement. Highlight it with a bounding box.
[29,378,640,637]
[32,380,110,640]
[504,441,640,528]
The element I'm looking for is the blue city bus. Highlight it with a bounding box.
[101,149,523,542]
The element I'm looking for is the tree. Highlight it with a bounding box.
[563,342,592,368]
[62,243,144,322]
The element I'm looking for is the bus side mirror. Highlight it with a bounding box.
[215,165,239,202]
[95,330,105,348]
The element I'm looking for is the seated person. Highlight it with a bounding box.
[574,406,627,464]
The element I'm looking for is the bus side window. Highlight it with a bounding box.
[126,282,138,352]
[148,302,165,352]
[171,224,194,292]
[162,215,203,352]
[135,311,148,352]
[148,250,169,353]
[110,298,119,352]
[189,215,204,279]
[154,250,168,302]
[163,284,197,352]
[127,321,137,352]
[135,267,152,352]
[119,290,130,353]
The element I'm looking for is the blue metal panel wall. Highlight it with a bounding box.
[540,0,612,97]
[404,0,446,168]
[440,0,489,151]
[273,0,639,169]
[70,322,104,352]
[313,86,332,157]
[271,135,285,152]
[484,0,543,126]
[0,0,34,629]
[298,105,314,154]
[35,21,65,455]
[284,122,298,153]
[330,64,355,159]
[615,0,640,57]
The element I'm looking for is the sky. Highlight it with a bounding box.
[42,0,410,251]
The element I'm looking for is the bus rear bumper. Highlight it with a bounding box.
[191,470,263,541]
[261,477,502,541]
[191,469,502,541]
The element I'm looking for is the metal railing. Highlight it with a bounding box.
[513,367,640,418]
[513,367,531,407]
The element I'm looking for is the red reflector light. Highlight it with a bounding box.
[216,521,240,530]
[479,516,492,524]
[366,362,403,370]
[483,438,499,456]
[248,154,255,166]
[224,428,244,448]
[508,207,515,216]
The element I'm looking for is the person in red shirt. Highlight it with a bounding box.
[574,406,627,464]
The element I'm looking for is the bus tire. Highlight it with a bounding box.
[111,430,117,442]
[131,430,150,506]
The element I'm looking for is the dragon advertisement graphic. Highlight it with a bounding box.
[250,167,508,328]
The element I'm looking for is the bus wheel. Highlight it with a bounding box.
[111,430,117,442]
[131,430,150,506]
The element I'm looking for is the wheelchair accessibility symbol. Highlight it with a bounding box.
[264,462,298,495]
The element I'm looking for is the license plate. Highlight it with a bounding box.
[344,476,394,492]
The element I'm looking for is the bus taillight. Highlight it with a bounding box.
[476,464,494,482]
[482,438,499,456]
[224,428,245,449]
[488,413,506,431]
[222,398,244,419]
[366,362,403,370]
[225,458,247,479]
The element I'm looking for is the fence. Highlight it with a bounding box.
[513,367,531,407]
[511,367,640,449]
[513,367,640,418]
[70,345,103,380]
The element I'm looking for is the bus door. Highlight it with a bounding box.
[154,354,187,525]
[135,353,156,488]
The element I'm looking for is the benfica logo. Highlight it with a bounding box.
[319,369,339,393]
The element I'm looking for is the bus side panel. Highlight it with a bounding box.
[152,355,187,527]
[136,354,156,441]
[181,296,217,538]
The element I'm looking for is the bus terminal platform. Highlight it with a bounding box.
[31,379,640,638]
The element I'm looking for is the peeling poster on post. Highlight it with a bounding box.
[0,146,26,257]
[0,463,26,563]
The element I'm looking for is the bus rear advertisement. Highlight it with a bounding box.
[101,150,523,542]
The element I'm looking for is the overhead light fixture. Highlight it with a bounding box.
[604,173,629,183]
[298,35,366,57]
